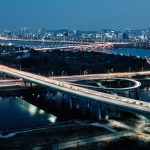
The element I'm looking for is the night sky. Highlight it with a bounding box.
[0,0,150,31]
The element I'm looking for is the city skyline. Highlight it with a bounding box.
[1,0,150,31]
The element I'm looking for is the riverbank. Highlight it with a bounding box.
[71,136,150,150]
[0,123,110,149]
[0,117,147,150]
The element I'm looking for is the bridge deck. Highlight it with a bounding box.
[53,71,150,81]
[35,43,113,51]
[0,65,150,116]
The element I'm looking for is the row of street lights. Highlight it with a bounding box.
[48,70,89,77]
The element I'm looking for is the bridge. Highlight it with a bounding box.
[69,78,141,92]
[34,42,131,52]
[0,79,21,87]
[1,38,132,53]
[0,79,46,97]
[35,43,114,52]
[53,71,150,81]
[1,65,150,118]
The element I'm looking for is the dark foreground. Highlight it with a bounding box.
[69,136,150,150]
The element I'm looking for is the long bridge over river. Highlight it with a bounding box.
[35,42,130,52]
[0,38,131,53]
[35,43,113,52]
[1,65,150,118]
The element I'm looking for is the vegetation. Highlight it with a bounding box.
[0,50,149,76]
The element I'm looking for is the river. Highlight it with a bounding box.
[0,85,149,131]
[0,97,57,131]
[107,48,150,58]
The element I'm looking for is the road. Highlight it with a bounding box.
[1,65,150,117]
[51,131,134,150]
[53,71,150,81]
[0,79,22,88]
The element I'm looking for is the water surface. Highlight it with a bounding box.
[107,48,150,58]
[0,97,57,131]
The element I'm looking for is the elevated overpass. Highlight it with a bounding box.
[53,71,150,81]
[0,79,22,87]
[0,65,150,117]
[0,79,45,97]
[69,78,141,92]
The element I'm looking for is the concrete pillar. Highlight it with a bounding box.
[61,93,66,108]
[128,91,133,98]
[118,80,120,87]
[69,97,79,110]
[117,110,121,118]
[50,93,56,108]
[85,101,90,117]
[100,107,109,120]
[24,81,27,87]
[52,94,56,101]
[69,98,73,109]
[98,107,102,120]
[76,100,80,109]
[134,89,139,100]
[87,101,90,108]
[30,82,32,87]
[104,109,109,120]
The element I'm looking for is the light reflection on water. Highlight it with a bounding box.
[25,102,57,123]
[0,86,150,131]
[0,97,57,131]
